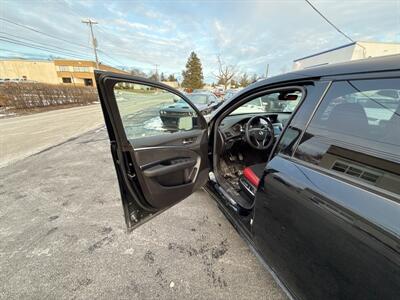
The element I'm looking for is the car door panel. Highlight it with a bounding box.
[132,128,206,148]
[253,151,400,300]
[95,71,209,230]
[133,145,209,209]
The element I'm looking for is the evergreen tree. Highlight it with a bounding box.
[148,72,159,81]
[167,74,177,81]
[181,51,204,89]
[160,72,166,81]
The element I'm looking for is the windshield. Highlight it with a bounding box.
[230,91,302,115]
[187,94,209,104]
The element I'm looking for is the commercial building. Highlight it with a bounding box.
[293,41,400,70]
[54,60,127,87]
[161,80,179,89]
[0,60,60,84]
[0,59,127,87]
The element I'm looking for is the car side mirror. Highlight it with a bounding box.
[178,116,194,130]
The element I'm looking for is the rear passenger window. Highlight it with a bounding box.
[295,78,400,196]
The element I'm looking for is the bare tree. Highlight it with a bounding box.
[239,72,250,87]
[130,68,147,78]
[250,73,259,83]
[213,55,237,90]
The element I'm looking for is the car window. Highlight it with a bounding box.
[294,78,400,196]
[187,94,208,104]
[113,82,200,143]
[230,91,302,115]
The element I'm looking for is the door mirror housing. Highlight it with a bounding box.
[178,116,194,130]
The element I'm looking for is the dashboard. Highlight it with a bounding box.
[219,113,289,148]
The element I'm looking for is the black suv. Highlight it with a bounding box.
[96,55,400,299]
[159,92,219,128]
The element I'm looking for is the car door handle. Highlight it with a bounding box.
[182,138,195,145]
[143,158,196,177]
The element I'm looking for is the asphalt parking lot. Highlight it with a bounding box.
[0,126,286,299]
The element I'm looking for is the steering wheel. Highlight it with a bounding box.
[245,116,274,150]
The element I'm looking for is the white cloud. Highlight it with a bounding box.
[1,0,399,81]
[113,19,151,31]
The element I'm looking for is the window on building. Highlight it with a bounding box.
[84,78,93,86]
[58,66,70,72]
[73,66,90,72]
[294,78,400,195]
[62,77,72,84]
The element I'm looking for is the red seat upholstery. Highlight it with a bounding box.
[242,163,265,187]
[243,167,260,187]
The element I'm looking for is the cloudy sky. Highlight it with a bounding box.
[1,0,399,82]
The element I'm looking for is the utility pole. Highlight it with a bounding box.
[265,63,269,78]
[154,64,159,80]
[82,19,99,69]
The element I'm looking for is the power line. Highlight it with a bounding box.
[0,17,93,50]
[55,2,125,67]
[93,25,133,66]
[97,49,125,66]
[304,0,354,43]
[0,38,94,60]
[59,0,84,19]
[0,17,121,67]
[0,47,35,55]
[0,32,92,57]
[0,34,119,67]
[0,36,91,59]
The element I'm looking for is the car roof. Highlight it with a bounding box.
[211,54,400,117]
[251,54,400,89]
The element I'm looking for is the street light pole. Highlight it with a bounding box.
[82,19,99,69]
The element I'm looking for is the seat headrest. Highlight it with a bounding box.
[326,103,369,134]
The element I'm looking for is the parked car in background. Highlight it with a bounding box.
[0,78,11,84]
[0,77,35,84]
[192,89,209,93]
[213,86,225,98]
[159,92,220,128]
[223,88,241,101]
[96,55,400,300]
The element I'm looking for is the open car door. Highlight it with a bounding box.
[95,71,209,231]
